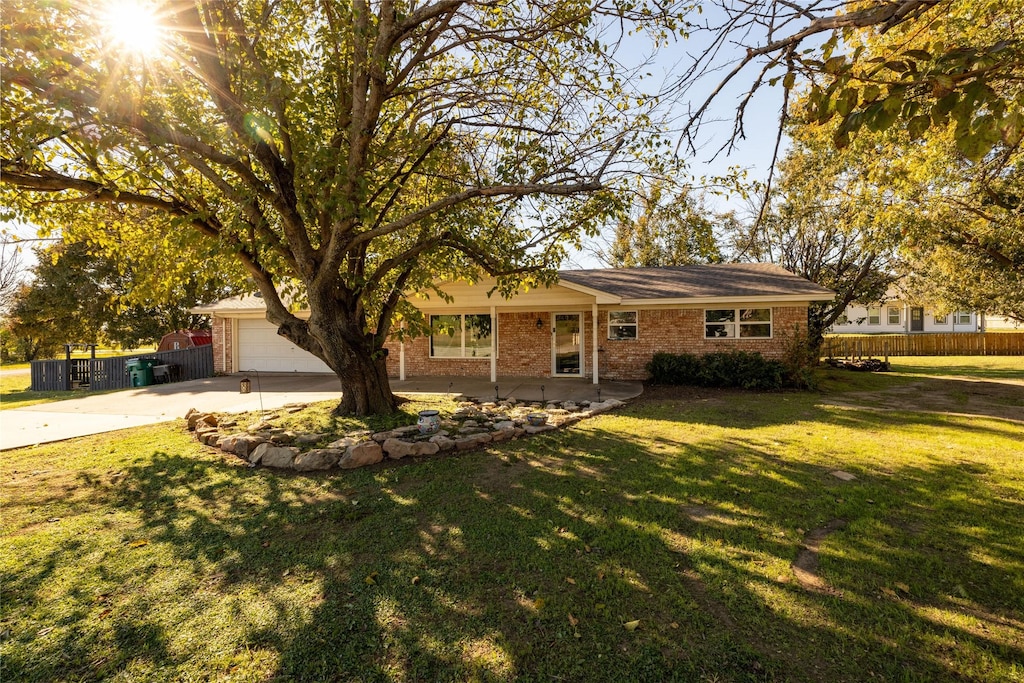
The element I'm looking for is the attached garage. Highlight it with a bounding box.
[236,318,333,373]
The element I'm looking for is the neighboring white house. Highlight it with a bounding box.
[828,290,1021,334]
[830,299,979,334]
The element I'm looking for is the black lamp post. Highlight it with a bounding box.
[240,368,264,417]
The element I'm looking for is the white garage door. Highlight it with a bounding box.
[237,319,333,373]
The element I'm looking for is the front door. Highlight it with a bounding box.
[552,313,583,376]
[910,307,924,332]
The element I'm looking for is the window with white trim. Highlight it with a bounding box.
[705,308,772,339]
[608,311,637,340]
[868,306,881,325]
[430,314,492,358]
[888,307,901,324]
[955,311,972,325]
[934,313,948,325]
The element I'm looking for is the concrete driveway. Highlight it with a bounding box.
[0,374,641,450]
[1,374,344,451]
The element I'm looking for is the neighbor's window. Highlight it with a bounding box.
[868,306,881,325]
[705,308,772,339]
[888,307,901,324]
[608,311,638,340]
[955,311,972,325]
[934,313,948,325]
[430,314,492,358]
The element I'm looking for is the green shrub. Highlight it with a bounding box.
[646,352,701,385]
[646,350,789,390]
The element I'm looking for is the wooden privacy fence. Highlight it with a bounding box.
[30,345,214,392]
[823,333,1024,359]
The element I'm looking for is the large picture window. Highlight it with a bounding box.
[705,308,772,339]
[430,314,492,358]
[608,311,638,340]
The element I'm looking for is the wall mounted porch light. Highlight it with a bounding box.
[536,317,544,329]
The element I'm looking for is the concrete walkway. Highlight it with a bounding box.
[1,374,641,450]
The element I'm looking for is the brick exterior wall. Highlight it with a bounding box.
[383,305,808,381]
[212,315,233,374]
[596,306,806,380]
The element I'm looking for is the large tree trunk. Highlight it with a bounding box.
[272,294,400,416]
[332,348,398,416]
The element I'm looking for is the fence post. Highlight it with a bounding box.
[63,344,72,391]
[883,341,889,364]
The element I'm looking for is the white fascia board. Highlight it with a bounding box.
[619,293,835,306]
[556,280,621,304]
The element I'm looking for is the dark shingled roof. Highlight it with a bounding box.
[558,263,834,300]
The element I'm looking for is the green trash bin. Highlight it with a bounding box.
[127,358,156,387]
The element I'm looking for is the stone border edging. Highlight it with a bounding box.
[185,397,627,472]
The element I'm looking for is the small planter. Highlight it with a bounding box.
[417,410,441,435]
[526,413,548,427]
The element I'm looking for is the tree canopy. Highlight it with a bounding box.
[2,0,688,413]
[2,239,233,361]
[602,181,724,268]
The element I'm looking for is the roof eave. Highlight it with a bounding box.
[618,293,835,306]
[556,279,621,304]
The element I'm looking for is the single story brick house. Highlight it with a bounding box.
[194,263,834,383]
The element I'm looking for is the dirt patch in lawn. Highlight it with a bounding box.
[827,377,1024,424]
[792,518,848,595]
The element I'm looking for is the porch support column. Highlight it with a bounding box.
[592,302,599,384]
[490,305,497,383]
[399,321,406,381]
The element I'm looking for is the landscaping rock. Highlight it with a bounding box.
[493,420,516,431]
[201,431,222,446]
[339,441,383,469]
[270,431,296,445]
[199,414,219,428]
[490,429,514,443]
[383,438,440,459]
[187,412,209,430]
[327,436,360,450]
[392,425,420,437]
[294,448,343,471]
[429,435,456,451]
[231,435,267,459]
[251,443,299,469]
[524,424,556,435]
[830,470,857,481]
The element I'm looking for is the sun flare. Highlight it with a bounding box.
[103,1,164,56]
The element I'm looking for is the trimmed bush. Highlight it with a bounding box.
[647,350,788,390]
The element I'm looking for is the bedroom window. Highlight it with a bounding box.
[934,313,948,324]
[608,311,638,340]
[868,306,881,325]
[705,308,772,339]
[888,307,901,324]
[955,311,972,325]
[430,314,492,358]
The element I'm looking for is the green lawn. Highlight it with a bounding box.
[887,355,1024,381]
[2,367,1023,681]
